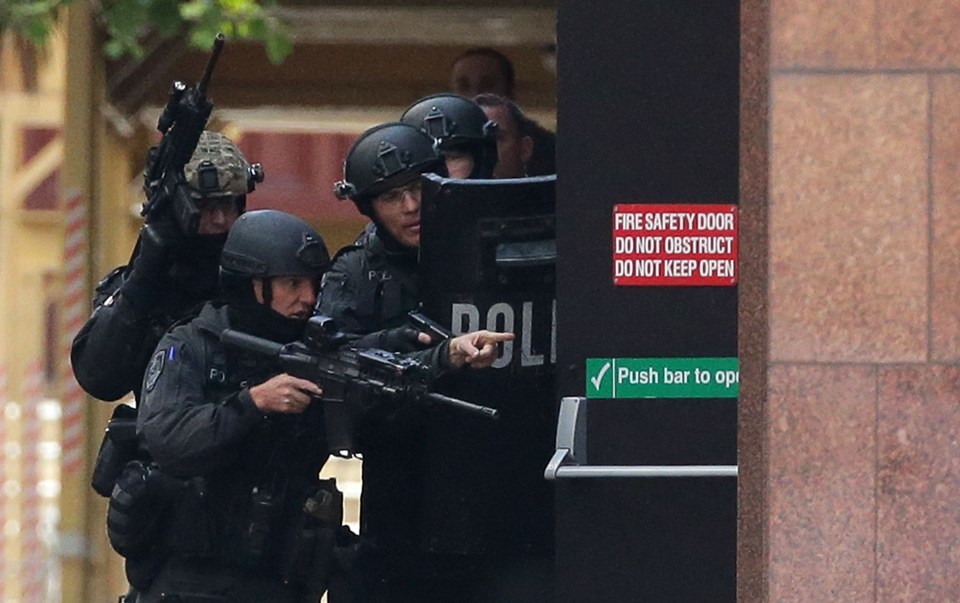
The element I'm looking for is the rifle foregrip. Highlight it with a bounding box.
[425,392,499,420]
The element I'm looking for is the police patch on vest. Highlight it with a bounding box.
[145,348,165,392]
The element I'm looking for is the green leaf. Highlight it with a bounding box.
[221,0,251,14]
[2,0,61,48]
[0,0,294,64]
[103,38,126,58]
[103,1,148,41]
[129,42,146,60]
[10,2,50,19]
[220,0,261,17]
[246,16,267,38]
[179,0,209,21]
[25,18,50,47]
[148,0,183,36]
[264,30,292,64]
[188,23,221,49]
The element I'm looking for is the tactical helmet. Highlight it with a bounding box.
[400,94,498,179]
[221,210,330,279]
[334,122,444,216]
[183,131,264,199]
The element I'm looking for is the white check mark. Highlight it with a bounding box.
[591,362,611,390]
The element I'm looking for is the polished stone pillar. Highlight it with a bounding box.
[739,1,960,599]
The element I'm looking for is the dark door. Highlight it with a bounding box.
[553,1,740,601]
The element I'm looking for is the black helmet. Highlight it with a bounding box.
[221,210,329,279]
[220,210,329,341]
[334,122,445,216]
[400,94,498,179]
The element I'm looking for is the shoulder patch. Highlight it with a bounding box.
[144,348,166,392]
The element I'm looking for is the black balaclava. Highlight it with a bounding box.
[222,272,308,344]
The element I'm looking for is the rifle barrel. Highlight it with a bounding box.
[197,33,226,95]
[425,392,499,420]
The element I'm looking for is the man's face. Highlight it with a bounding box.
[196,196,241,235]
[444,150,475,179]
[372,179,422,248]
[254,276,317,319]
[452,55,510,99]
[482,104,533,179]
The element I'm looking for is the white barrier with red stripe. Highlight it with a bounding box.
[0,364,9,598]
[61,191,87,477]
[55,188,90,599]
[21,360,44,602]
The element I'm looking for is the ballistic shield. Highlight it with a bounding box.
[416,174,557,555]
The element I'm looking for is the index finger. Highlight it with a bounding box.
[289,376,323,396]
[480,331,516,344]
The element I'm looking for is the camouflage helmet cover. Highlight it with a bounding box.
[183,131,252,198]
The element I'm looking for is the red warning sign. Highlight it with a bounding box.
[613,204,738,286]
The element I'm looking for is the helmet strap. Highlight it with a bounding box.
[259,276,274,309]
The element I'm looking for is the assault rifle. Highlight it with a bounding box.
[221,315,498,457]
[140,33,226,234]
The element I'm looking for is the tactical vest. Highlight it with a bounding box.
[112,309,331,586]
[331,229,419,333]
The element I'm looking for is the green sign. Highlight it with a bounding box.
[586,357,739,399]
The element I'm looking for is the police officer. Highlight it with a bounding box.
[132,208,508,603]
[400,93,498,179]
[320,123,433,603]
[473,93,536,178]
[71,130,262,403]
[450,46,516,100]
[322,123,439,336]
[132,209,332,602]
[321,123,537,603]
[71,131,262,601]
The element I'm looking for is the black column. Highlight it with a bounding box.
[555,1,739,601]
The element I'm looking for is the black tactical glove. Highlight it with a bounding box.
[121,222,180,310]
[352,326,429,353]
